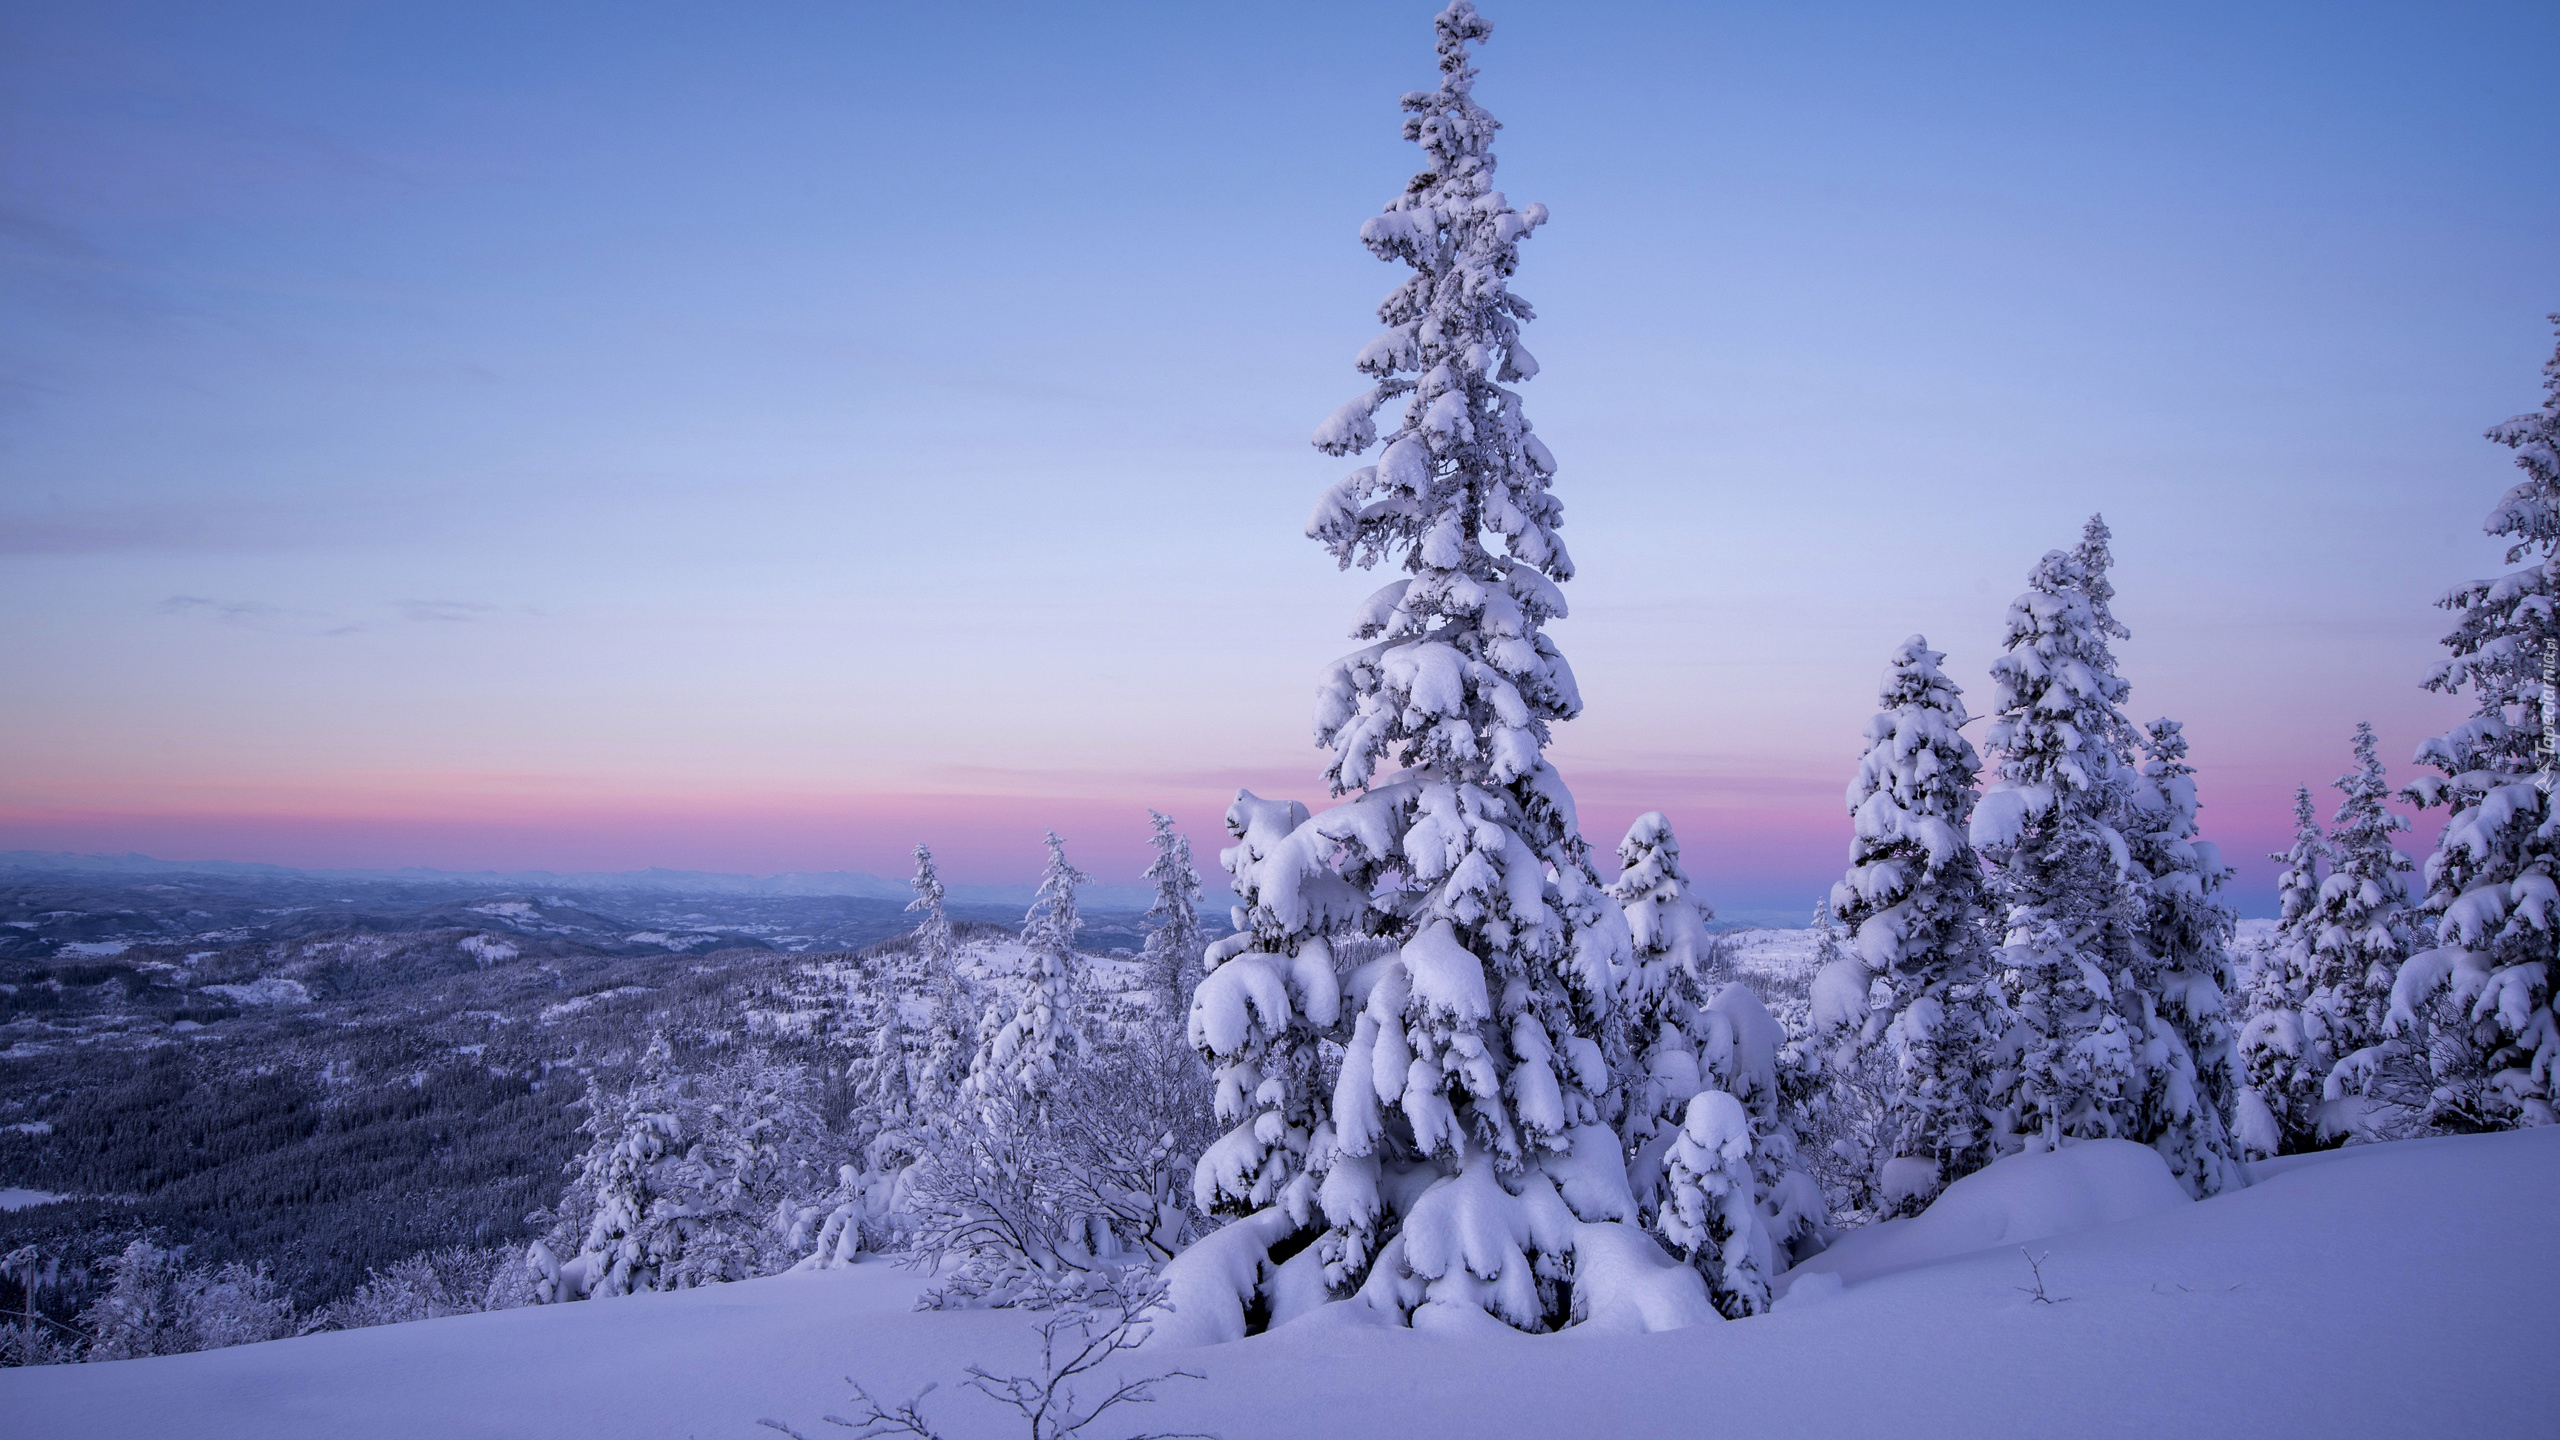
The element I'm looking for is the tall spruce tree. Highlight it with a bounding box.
[1972,535,2142,1151]
[2395,316,2560,1130]
[2122,718,2247,1196]
[1186,2,1658,1333]
[1831,635,1997,1212]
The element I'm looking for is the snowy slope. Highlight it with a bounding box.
[6,1129,2549,1440]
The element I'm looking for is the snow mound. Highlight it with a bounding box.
[1786,1138,2188,1289]
[1566,1220,1716,1332]
[6,1131,2553,1439]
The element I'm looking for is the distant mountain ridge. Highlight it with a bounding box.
[0,850,1218,910]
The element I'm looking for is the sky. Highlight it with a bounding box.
[3,1,2555,921]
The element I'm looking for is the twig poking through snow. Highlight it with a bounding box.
[2017,1248,2067,1305]
[758,1270,1214,1440]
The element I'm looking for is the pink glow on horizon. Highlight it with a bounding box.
[7,760,2388,918]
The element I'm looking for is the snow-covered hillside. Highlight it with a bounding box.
[7,1128,2546,1440]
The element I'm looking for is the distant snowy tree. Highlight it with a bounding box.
[1830,635,1998,1213]
[2311,725,2425,1128]
[1972,530,2143,1153]
[78,1241,190,1360]
[1138,812,1207,1014]
[2248,726,2427,1153]
[2274,787,2330,941]
[973,832,1089,1113]
[532,1042,827,1302]
[77,1242,293,1360]
[2394,316,2560,1131]
[907,845,973,1112]
[2121,718,2247,1196]
[851,957,920,1147]
[910,842,956,967]
[307,1245,510,1332]
[2239,787,2335,1155]
[906,1000,1214,1308]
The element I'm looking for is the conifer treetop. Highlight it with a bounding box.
[2484,314,2560,568]
[906,843,952,964]
[1304,0,1574,798]
[1021,830,1088,961]
[1972,531,2134,855]
[2271,787,2327,933]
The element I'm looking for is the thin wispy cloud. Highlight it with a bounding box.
[153,595,525,635]
[155,594,361,636]
[395,599,499,624]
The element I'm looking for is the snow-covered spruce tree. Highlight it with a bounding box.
[2122,718,2247,1196]
[795,846,967,1270]
[2394,316,2560,1130]
[1829,635,1997,1214]
[2313,725,2425,1127]
[971,831,1089,1114]
[1602,810,1800,1314]
[531,1047,679,1302]
[1138,811,1207,1015]
[849,951,918,1151]
[913,831,1209,1309]
[1786,899,1897,1218]
[2274,787,2329,941]
[1611,812,1718,1168]
[1971,533,2143,1152]
[1168,3,1723,1338]
[1183,791,1349,1240]
[2239,787,2334,1155]
[531,1041,827,1301]
[1656,1090,1775,1318]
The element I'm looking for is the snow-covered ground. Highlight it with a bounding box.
[5,1127,2547,1439]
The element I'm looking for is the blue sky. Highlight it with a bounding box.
[3,1,2555,919]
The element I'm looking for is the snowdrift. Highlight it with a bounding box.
[5,1128,2550,1439]
[1779,1136,2190,1294]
